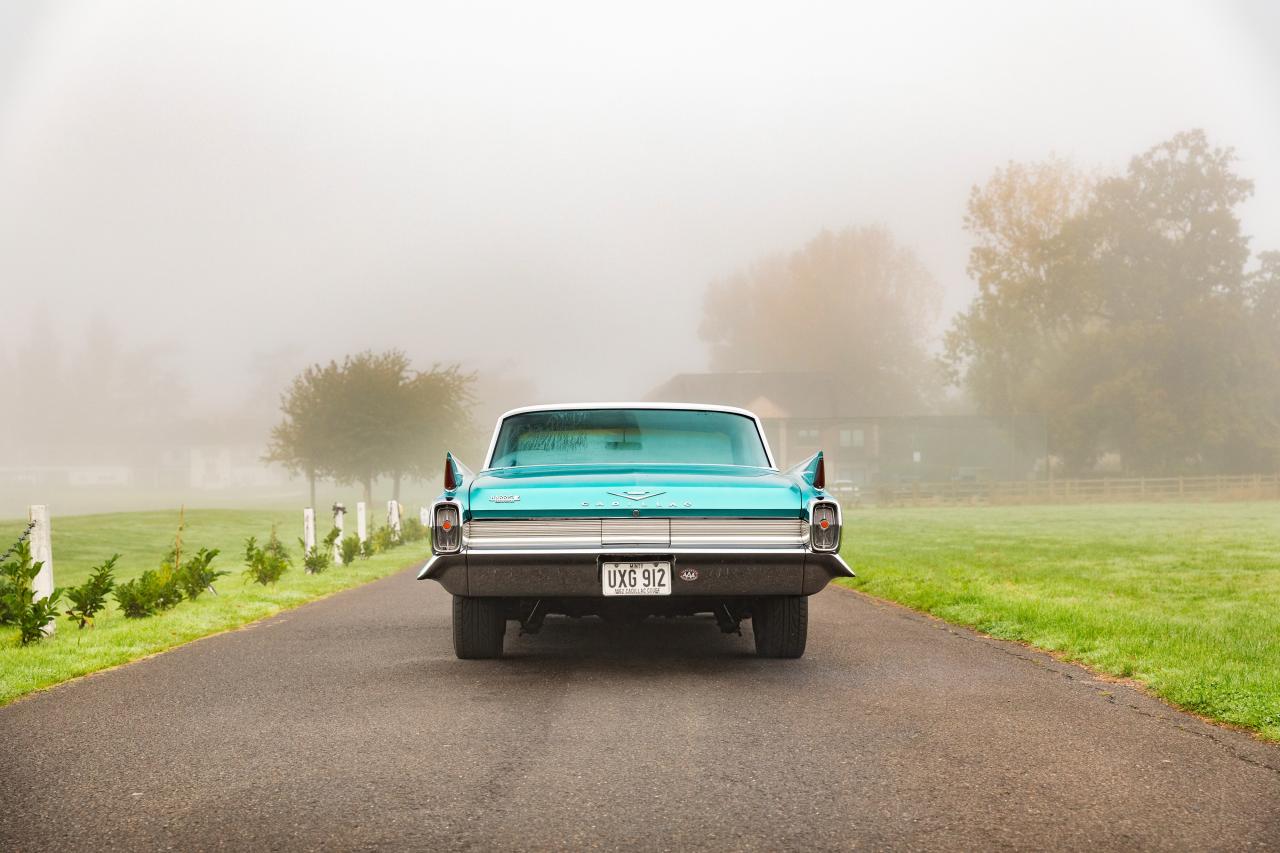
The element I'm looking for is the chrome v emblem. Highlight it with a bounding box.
[607,489,666,502]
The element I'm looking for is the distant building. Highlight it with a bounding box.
[646,371,1044,485]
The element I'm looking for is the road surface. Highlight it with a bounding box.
[2,567,1278,850]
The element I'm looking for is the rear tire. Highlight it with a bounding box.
[452,595,506,659]
[752,595,807,658]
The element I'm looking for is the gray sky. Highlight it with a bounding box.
[2,0,1278,411]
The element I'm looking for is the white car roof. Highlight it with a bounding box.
[495,401,762,419]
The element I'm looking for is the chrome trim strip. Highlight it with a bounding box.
[464,519,600,549]
[602,517,669,546]
[462,517,809,550]
[669,518,808,547]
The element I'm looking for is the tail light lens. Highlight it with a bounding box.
[433,503,461,554]
[810,502,840,552]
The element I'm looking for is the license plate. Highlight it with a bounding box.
[601,561,672,596]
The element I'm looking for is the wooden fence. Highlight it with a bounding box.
[869,473,1280,506]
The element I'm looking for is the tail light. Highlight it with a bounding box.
[433,503,461,554]
[810,501,840,552]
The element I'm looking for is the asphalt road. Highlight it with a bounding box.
[2,568,1278,852]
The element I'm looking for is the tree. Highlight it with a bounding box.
[396,365,475,499]
[328,350,414,506]
[328,351,475,503]
[946,130,1279,473]
[266,350,477,506]
[700,226,943,412]
[264,361,344,507]
[942,157,1092,414]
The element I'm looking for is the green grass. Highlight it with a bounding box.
[836,501,1280,741]
[0,509,431,705]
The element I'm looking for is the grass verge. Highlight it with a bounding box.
[0,509,431,706]
[836,501,1280,742]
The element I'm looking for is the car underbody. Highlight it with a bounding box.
[450,592,813,659]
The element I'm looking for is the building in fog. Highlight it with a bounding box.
[646,371,1045,487]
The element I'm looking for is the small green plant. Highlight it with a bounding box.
[64,554,119,628]
[0,543,63,644]
[176,547,226,600]
[112,507,199,616]
[401,516,427,543]
[370,524,397,554]
[114,568,184,619]
[300,528,340,574]
[244,529,291,586]
[340,534,362,565]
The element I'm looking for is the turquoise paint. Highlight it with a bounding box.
[438,461,826,521]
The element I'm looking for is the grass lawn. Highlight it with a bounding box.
[836,501,1280,741]
[0,509,432,706]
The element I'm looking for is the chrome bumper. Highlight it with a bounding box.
[417,548,854,597]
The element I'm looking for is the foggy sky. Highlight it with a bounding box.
[2,0,1278,414]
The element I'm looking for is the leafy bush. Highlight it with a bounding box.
[115,568,183,619]
[340,534,362,565]
[300,528,340,574]
[64,554,118,628]
[176,547,226,600]
[370,524,397,554]
[244,529,291,586]
[0,543,63,644]
[401,516,427,543]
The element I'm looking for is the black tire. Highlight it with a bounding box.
[752,595,808,659]
[452,595,506,659]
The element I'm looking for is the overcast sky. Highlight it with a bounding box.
[2,1,1278,410]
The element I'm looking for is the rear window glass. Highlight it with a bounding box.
[489,409,770,468]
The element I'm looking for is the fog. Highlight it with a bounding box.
[2,1,1279,511]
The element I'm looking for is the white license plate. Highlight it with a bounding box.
[601,561,672,596]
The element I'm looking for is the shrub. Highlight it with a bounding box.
[401,516,427,543]
[300,528,340,574]
[244,529,290,586]
[370,524,397,554]
[177,547,226,600]
[115,568,183,619]
[64,554,118,628]
[340,534,362,565]
[0,543,63,644]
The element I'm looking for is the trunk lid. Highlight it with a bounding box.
[467,463,802,519]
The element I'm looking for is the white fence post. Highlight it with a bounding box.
[356,501,368,545]
[332,503,346,565]
[387,500,402,542]
[28,505,55,635]
[419,506,429,527]
[303,508,316,573]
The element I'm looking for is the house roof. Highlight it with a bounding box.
[644,371,911,419]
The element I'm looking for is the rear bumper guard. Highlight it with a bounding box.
[417,549,853,597]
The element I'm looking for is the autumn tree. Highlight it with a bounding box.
[946,130,1280,473]
[700,226,943,412]
[941,157,1092,417]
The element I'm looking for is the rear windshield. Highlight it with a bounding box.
[489,409,771,469]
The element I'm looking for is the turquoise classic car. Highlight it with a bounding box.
[419,403,853,659]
